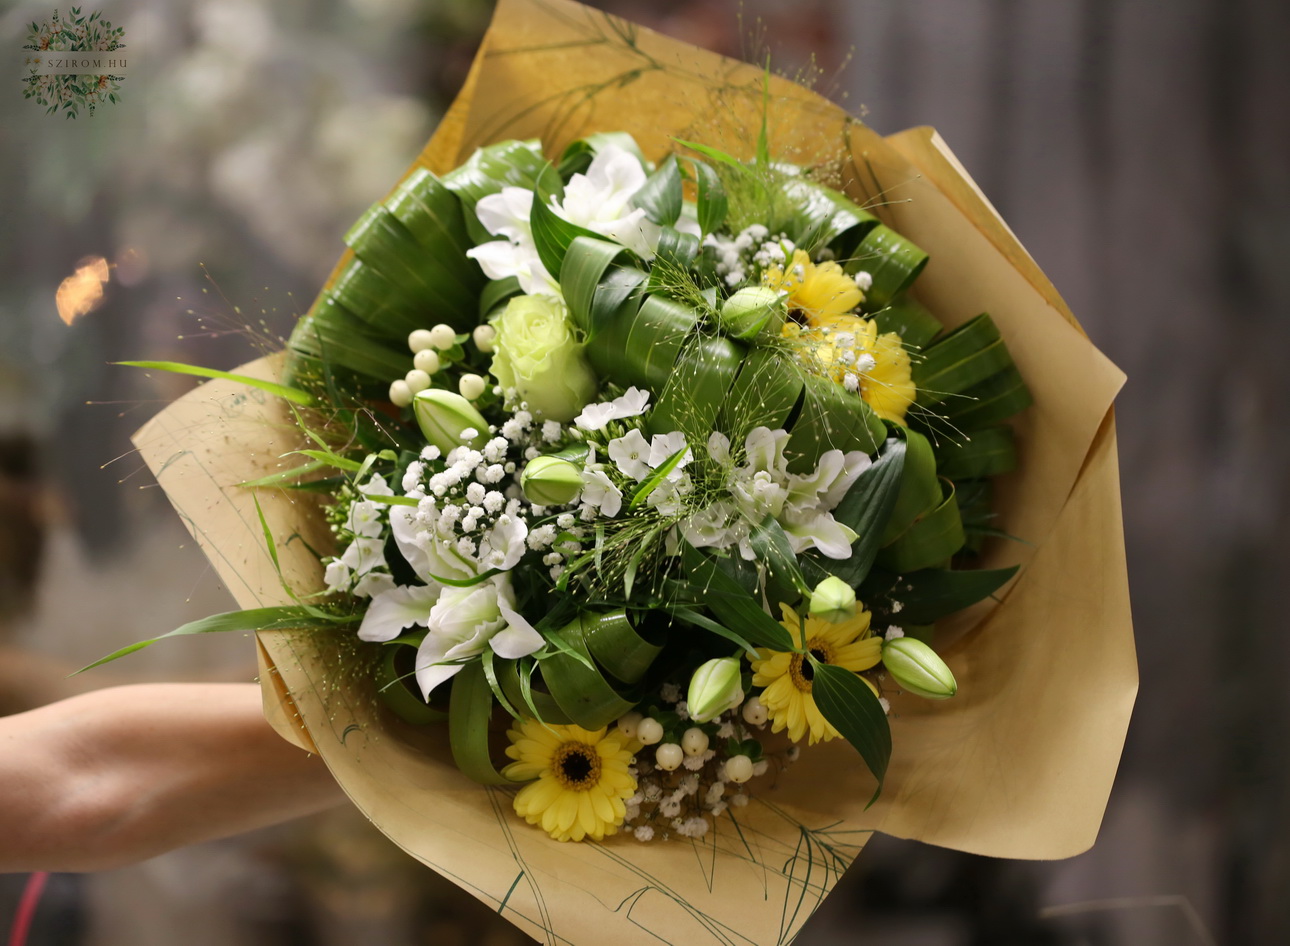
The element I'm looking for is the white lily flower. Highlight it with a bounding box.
[466,240,558,297]
[414,574,543,699]
[474,187,535,243]
[554,145,661,258]
[466,186,559,296]
[358,583,441,643]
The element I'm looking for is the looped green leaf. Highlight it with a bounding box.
[449,661,521,785]
[376,634,447,725]
[631,154,683,226]
[877,479,966,573]
[849,224,929,309]
[828,435,907,587]
[538,613,643,729]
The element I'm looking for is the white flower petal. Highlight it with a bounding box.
[492,601,545,659]
[357,584,440,642]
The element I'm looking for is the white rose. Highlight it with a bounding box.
[490,294,597,422]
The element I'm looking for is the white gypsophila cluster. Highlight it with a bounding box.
[702,224,776,287]
[323,473,397,599]
[678,426,872,560]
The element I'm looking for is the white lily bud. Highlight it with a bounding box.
[520,456,583,506]
[719,286,786,339]
[881,637,957,700]
[686,657,744,722]
[809,576,857,623]
[413,389,488,452]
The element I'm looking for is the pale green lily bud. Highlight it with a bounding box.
[881,637,957,700]
[413,389,488,452]
[718,286,786,339]
[809,576,856,622]
[687,657,744,722]
[521,456,583,506]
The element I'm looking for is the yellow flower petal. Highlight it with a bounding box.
[504,717,638,843]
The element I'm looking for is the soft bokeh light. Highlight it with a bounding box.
[54,255,110,326]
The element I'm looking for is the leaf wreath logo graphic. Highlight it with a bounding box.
[22,7,126,119]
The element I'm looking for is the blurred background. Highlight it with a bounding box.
[1,0,1286,943]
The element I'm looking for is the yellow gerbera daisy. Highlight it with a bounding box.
[502,719,637,842]
[750,603,882,745]
[762,249,863,321]
[798,313,917,425]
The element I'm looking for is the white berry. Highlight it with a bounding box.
[741,696,768,726]
[408,329,435,353]
[413,349,441,374]
[724,755,754,783]
[636,717,664,745]
[616,711,643,740]
[404,369,431,394]
[681,727,709,756]
[655,743,683,771]
[429,324,456,350]
[389,379,413,408]
[473,324,497,353]
[459,373,486,400]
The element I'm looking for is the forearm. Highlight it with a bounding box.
[0,683,345,872]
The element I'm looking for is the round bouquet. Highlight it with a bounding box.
[117,1,1134,942]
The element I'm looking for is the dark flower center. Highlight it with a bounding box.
[789,642,835,692]
[553,742,601,791]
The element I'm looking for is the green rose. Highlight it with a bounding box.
[489,294,597,422]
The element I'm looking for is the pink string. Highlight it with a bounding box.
[7,872,49,946]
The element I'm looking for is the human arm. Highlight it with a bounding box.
[0,683,345,872]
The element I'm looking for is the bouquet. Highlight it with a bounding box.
[115,1,1134,942]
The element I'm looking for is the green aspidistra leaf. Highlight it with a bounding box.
[812,662,891,802]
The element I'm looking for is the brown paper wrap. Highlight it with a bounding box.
[130,1,1134,941]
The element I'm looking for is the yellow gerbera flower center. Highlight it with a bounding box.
[788,641,835,692]
[552,741,602,791]
[749,604,883,745]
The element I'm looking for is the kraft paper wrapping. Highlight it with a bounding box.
[129,1,1134,942]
